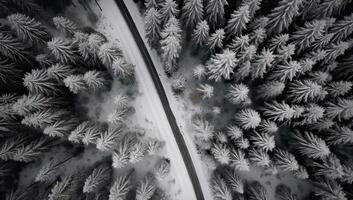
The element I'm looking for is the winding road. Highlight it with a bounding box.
[113,1,205,200]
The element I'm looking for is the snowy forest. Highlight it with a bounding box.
[1,0,353,200]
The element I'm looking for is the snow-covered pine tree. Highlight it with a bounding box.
[258,120,278,134]
[308,71,332,85]
[136,174,157,200]
[128,141,146,164]
[312,178,347,200]
[234,136,250,149]
[226,83,249,105]
[250,28,266,47]
[98,43,122,66]
[63,74,88,94]
[227,35,249,53]
[111,57,135,84]
[43,119,78,138]
[235,108,261,129]
[12,94,63,116]
[326,81,352,97]
[112,135,135,168]
[250,49,275,79]
[35,54,55,68]
[206,49,237,81]
[241,0,262,19]
[181,0,203,31]
[159,0,179,24]
[249,131,275,152]
[146,138,164,155]
[109,172,132,200]
[245,181,267,200]
[207,29,225,52]
[83,70,107,91]
[266,0,304,34]
[287,80,327,103]
[290,20,326,53]
[47,38,78,64]
[226,125,243,140]
[81,123,102,145]
[261,101,295,122]
[311,154,344,180]
[191,20,209,49]
[309,0,343,19]
[197,83,214,99]
[292,165,309,180]
[230,148,250,171]
[68,121,91,143]
[96,126,124,152]
[153,158,171,180]
[255,81,285,100]
[83,164,111,193]
[268,34,289,51]
[322,41,352,65]
[171,75,186,93]
[35,159,61,183]
[211,143,230,165]
[23,69,61,96]
[145,0,160,9]
[269,61,302,82]
[88,33,106,55]
[326,126,353,146]
[225,5,250,39]
[325,98,353,121]
[248,148,271,167]
[222,168,244,194]
[12,137,50,162]
[205,0,228,29]
[7,13,49,45]
[46,63,75,83]
[291,131,330,159]
[312,33,334,51]
[52,16,79,36]
[192,116,214,146]
[21,109,68,129]
[145,7,162,48]
[295,104,325,126]
[329,13,353,43]
[107,106,129,125]
[275,184,298,200]
[211,174,232,200]
[48,176,79,200]
[272,148,299,172]
[276,44,295,62]
[0,33,30,63]
[160,16,182,74]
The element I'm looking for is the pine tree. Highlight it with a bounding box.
[197,83,214,99]
[7,13,50,45]
[181,0,203,31]
[311,154,344,180]
[145,7,162,47]
[242,0,262,19]
[226,83,249,105]
[326,126,353,145]
[112,135,135,168]
[322,41,352,65]
[35,54,54,68]
[88,33,106,55]
[234,136,250,149]
[292,165,309,180]
[287,80,327,103]
[258,120,278,134]
[238,44,257,64]
[291,131,330,159]
[192,117,214,142]
[109,173,132,200]
[222,168,244,194]
[325,98,353,121]
[112,57,135,83]
[312,178,347,200]
[192,64,206,80]
[261,101,295,122]
[0,135,28,161]
[230,148,250,171]
[250,28,266,47]
[129,142,146,164]
[23,69,61,95]
[245,181,267,200]
[308,71,332,85]
[35,159,61,183]
[211,174,232,200]
[47,63,75,82]
[145,0,160,9]
[312,33,334,50]
[48,176,79,200]
[248,16,269,31]
[96,126,124,152]
[326,81,352,97]
[275,184,298,200]
[159,0,180,24]
[290,20,326,53]
[235,108,261,130]
[225,5,250,38]
[153,158,170,180]
[81,123,102,145]
[227,35,249,53]
[52,16,79,36]
[211,143,230,165]
[309,118,335,132]
[21,109,68,129]
[266,0,304,34]
[12,137,50,162]
[43,119,77,138]
[214,131,228,143]
[98,43,122,66]
[160,16,182,74]
[83,70,107,91]
[206,49,237,81]
[250,49,275,79]
[68,121,91,143]
[0,33,30,63]
[249,131,275,152]
[207,29,225,51]
[146,138,164,155]
[226,125,243,140]
[255,81,285,100]
[63,75,88,94]
[191,20,209,48]
[329,13,353,43]
[268,34,289,51]
[107,106,129,125]
[47,38,78,64]
[205,0,228,29]
[272,148,299,172]
[12,94,63,116]
[83,164,111,193]
[248,148,271,167]
[0,58,22,85]
[310,0,343,19]
[136,175,157,200]
[276,44,295,62]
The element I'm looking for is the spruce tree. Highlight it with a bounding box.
[259,120,278,134]
[191,20,210,49]
[326,81,352,97]
[112,57,135,83]
[47,38,78,64]
[250,28,266,47]
[83,70,107,91]
[136,175,157,200]
[287,80,327,103]
[230,148,250,171]
[96,126,124,152]
[296,104,325,125]
[310,0,343,19]
[159,0,180,24]
[52,16,79,36]
[145,7,162,47]
[48,176,79,200]
[249,131,275,152]
[35,159,64,183]
[226,125,243,140]
[250,49,275,79]
[268,34,289,51]
[312,33,334,51]
[235,108,261,130]
[227,35,249,53]
[225,5,250,38]
[192,117,214,143]
[329,13,353,43]
[43,120,77,138]
[21,109,68,129]
[311,154,344,180]
[83,164,111,194]
[211,174,232,200]
[47,63,75,82]
[181,0,204,31]
[63,75,88,94]
[7,13,50,45]
[99,43,122,66]
[211,143,230,165]
[291,131,330,159]
[23,69,61,95]
[68,121,91,143]
[245,181,267,200]
[248,148,271,167]
[193,64,207,80]
[207,29,225,52]
[112,135,134,168]
[222,168,244,194]
[242,0,262,19]
[255,81,285,100]
[206,49,237,81]
[0,33,30,63]
[128,142,146,164]
[326,126,353,145]
[146,138,164,155]
[109,173,132,200]
[81,124,102,145]
[226,83,249,105]
[12,137,50,162]
[266,0,304,34]
[205,0,228,29]
[308,71,332,85]
[145,0,160,9]
[237,44,257,63]
[325,98,353,121]
[269,61,302,82]
[312,178,347,200]
[276,44,296,62]
[248,16,269,31]
[323,41,352,65]
[275,184,298,200]
[153,158,171,180]
[272,148,299,172]
[261,101,295,122]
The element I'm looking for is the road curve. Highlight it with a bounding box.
[114,1,205,200]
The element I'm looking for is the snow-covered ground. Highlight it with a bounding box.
[123,1,312,200]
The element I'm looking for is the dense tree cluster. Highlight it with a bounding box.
[143,0,353,199]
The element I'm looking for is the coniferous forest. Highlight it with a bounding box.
[1,0,353,200]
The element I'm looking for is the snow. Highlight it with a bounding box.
[123,1,312,200]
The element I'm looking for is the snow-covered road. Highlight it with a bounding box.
[97,0,197,199]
